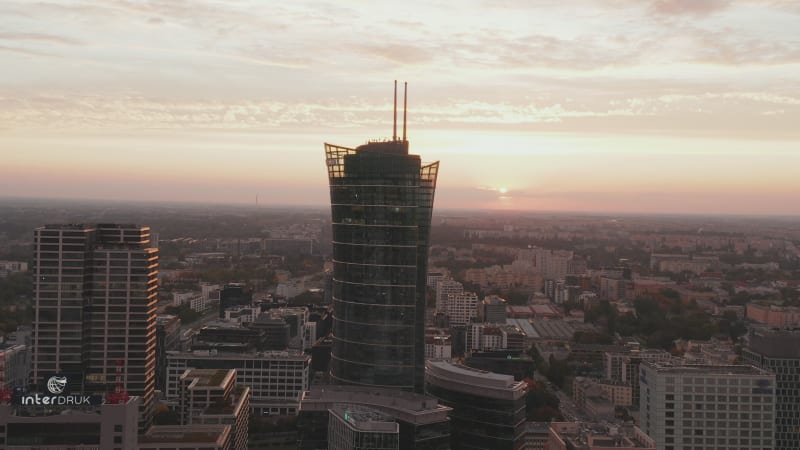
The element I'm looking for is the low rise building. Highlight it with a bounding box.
[179,369,249,450]
[328,405,399,450]
[545,422,656,450]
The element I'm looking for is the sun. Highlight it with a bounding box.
[498,187,508,194]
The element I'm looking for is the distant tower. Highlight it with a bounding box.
[32,223,158,429]
[324,82,439,393]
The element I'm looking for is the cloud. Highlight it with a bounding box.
[0,32,83,46]
[0,45,55,57]
[357,43,434,65]
[650,0,731,16]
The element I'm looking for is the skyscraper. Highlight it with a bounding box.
[742,329,800,450]
[324,83,438,393]
[31,223,158,428]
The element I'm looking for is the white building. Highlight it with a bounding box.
[166,350,311,416]
[436,279,464,312]
[0,260,27,277]
[443,291,478,327]
[0,344,29,389]
[425,332,452,361]
[639,361,776,450]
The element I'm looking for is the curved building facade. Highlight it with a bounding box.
[325,140,438,393]
[425,361,527,450]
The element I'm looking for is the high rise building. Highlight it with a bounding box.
[324,89,439,393]
[742,329,800,450]
[31,223,158,428]
[639,361,776,450]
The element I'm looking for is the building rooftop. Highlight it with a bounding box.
[139,424,231,445]
[426,361,527,400]
[301,386,451,425]
[746,329,800,359]
[642,360,773,376]
[549,422,656,450]
[329,405,399,434]
[181,368,234,389]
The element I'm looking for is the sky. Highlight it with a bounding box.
[1,0,799,215]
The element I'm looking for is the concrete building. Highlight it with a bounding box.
[138,424,233,450]
[328,405,399,450]
[166,350,310,416]
[156,314,181,393]
[31,223,158,429]
[604,349,671,406]
[545,422,656,450]
[746,303,800,328]
[426,361,526,450]
[443,291,479,327]
[467,323,526,354]
[0,396,140,449]
[425,328,452,361]
[639,361,776,450]
[0,260,27,277]
[0,343,29,390]
[298,386,451,450]
[742,329,800,450]
[178,369,250,450]
[436,278,464,313]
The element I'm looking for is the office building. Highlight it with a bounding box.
[0,343,29,390]
[604,348,671,406]
[426,361,526,450]
[0,396,140,449]
[742,329,800,450]
[436,278,464,312]
[639,361,776,450]
[166,350,310,416]
[219,283,251,318]
[155,314,181,393]
[31,223,158,428]
[545,422,656,450]
[328,405,400,450]
[178,369,250,450]
[298,385,451,450]
[442,291,478,328]
[480,295,507,324]
[324,100,439,392]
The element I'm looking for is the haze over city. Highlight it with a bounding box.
[2,0,799,214]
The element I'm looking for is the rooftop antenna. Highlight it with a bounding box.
[403,81,408,141]
[393,80,398,141]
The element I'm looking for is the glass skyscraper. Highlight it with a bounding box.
[325,139,438,393]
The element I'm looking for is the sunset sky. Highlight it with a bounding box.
[2,0,799,214]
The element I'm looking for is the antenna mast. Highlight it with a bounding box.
[393,80,398,141]
[403,82,408,141]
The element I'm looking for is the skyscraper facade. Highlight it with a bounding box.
[31,223,158,428]
[325,139,438,393]
[742,329,800,450]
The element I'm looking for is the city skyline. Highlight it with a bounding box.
[2,0,799,214]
